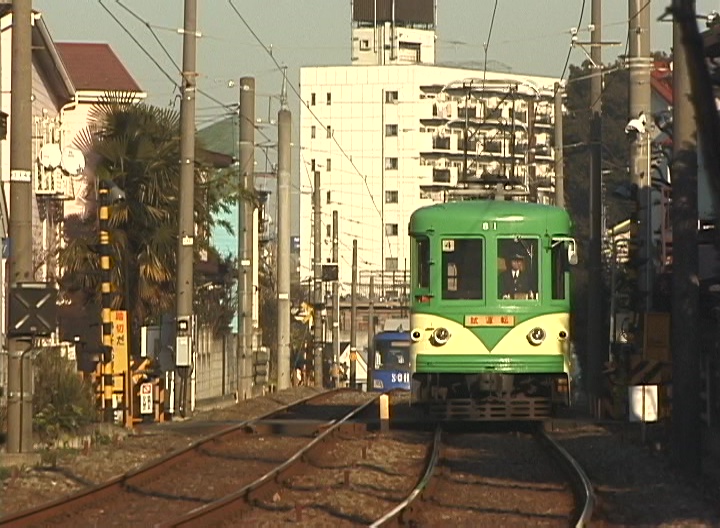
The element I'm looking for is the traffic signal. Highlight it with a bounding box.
[253,347,270,385]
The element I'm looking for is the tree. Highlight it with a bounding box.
[564,60,633,377]
[60,93,249,334]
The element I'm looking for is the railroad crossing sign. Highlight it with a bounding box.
[140,382,153,415]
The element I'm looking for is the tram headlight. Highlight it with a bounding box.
[410,329,423,342]
[431,327,450,346]
[527,327,546,346]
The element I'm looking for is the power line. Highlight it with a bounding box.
[558,0,588,84]
[98,0,179,91]
[225,0,383,221]
[115,0,180,72]
[481,0,500,93]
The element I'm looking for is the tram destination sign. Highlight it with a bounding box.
[464,315,515,327]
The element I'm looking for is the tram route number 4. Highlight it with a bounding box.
[140,382,153,415]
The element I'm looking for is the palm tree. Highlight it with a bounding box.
[60,93,248,333]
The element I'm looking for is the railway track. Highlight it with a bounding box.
[0,388,377,528]
[371,423,595,527]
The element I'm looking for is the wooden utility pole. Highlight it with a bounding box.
[670,0,701,476]
[587,0,604,415]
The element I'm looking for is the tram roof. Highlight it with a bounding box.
[409,200,572,234]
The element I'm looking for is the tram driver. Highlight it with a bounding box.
[499,253,535,300]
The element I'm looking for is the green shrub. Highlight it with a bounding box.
[33,348,96,442]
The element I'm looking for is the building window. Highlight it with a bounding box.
[311,159,316,171]
[385,190,399,203]
[326,190,331,204]
[311,93,316,106]
[385,223,399,236]
[384,157,398,170]
[327,92,332,105]
[385,257,399,271]
[326,158,331,171]
[311,125,316,139]
[326,224,331,238]
[385,91,398,104]
[326,125,332,138]
[385,124,398,137]
[360,39,370,50]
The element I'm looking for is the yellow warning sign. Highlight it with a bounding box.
[111,310,129,391]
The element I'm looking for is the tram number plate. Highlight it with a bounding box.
[465,315,515,327]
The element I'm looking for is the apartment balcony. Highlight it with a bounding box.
[418,165,459,188]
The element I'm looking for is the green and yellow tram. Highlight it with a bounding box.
[409,200,578,420]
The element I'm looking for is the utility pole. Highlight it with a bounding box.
[462,82,470,182]
[331,210,340,388]
[367,275,375,386]
[238,77,255,400]
[527,96,536,201]
[554,82,565,208]
[175,0,197,417]
[276,106,291,390]
[628,0,653,314]
[670,0,701,476]
[350,239,357,389]
[313,170,323,387]
[7,0,34,453]
[587,0,604,416]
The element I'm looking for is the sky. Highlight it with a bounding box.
[35,1,720,123]
[32,0,720,238]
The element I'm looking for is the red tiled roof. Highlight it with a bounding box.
[651,60,673,104]
[55,42,143,93]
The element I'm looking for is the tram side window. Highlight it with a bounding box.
[551,240,568,300]
[497,238,538,300]
[441,238,484,300]
[415,236,430,288]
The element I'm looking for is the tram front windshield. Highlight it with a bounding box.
[376,340,410,369]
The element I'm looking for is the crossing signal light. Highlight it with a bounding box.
[253,347,270,385]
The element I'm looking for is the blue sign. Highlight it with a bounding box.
[371,370,411,391]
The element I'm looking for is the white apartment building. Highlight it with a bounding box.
[299,1,559,298]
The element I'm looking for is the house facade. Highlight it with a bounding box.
[0,7,144,387]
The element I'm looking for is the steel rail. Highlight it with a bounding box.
[369,425,443,528]
[159,393,381,527]
[535,427,596,527]
[0,388,349,527]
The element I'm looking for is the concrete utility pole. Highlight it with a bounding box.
[238,77,255,399]
[527,96,537,201]
[7,0,34,454]
[587,0,604,415]
[313,170,323,387]
[350,239,358,389]
[670,0,701,476]
[367,275,375,387]
[175,0,197,417]
[628,0,653,313]
[331,210,340,388]
[553,82,565,208]
[276,107,291,390]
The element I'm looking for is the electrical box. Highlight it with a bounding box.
[175,315,192,367]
